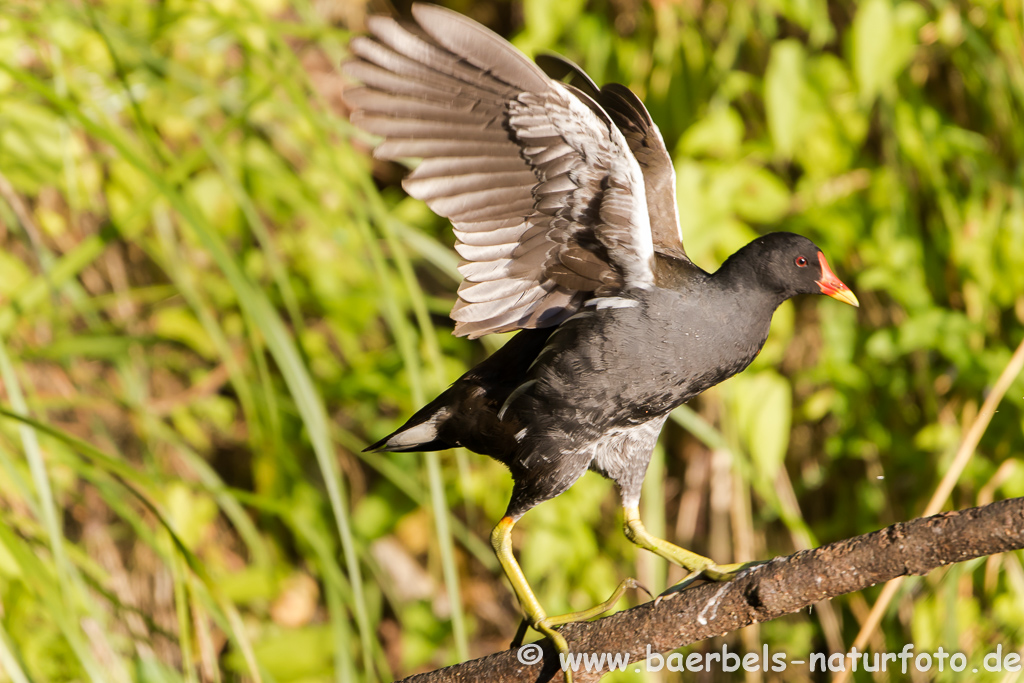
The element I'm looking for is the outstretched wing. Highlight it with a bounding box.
[344,4,663,338]
[535,54,687,261]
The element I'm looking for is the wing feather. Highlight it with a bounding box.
[536,55,688,260]
[344,4,670,338]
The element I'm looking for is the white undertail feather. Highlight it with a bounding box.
[381,415,443,450]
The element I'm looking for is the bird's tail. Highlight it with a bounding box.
[364,329,555,456]
[363,404,452,453]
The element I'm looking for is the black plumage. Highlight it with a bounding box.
[347,4,858,673]
[368,233,847,517]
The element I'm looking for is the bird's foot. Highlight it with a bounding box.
[516,577,651,647]
[623,506,765,594]
[510,578,648,683]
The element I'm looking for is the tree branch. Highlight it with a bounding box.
[398,497,1024,683]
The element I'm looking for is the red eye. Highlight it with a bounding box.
[795,256,808,267]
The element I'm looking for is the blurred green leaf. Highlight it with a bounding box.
[765,39,806,158]
[852,0,895,103]
[733,371,792,482]
[153,307,219,360]
[730,164,791,224]
[852,0,927,103]
[680,106,744,159]
[225,625,334,681]
[165,484,218,550]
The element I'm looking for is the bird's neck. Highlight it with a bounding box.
[711,246,790,313]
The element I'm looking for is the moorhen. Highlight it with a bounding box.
[346,3,859,672]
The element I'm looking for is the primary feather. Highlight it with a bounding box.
[344,4,686,338]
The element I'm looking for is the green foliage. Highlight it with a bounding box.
[0,1,1022,682]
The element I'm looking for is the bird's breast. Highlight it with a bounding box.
[523,288,775,424]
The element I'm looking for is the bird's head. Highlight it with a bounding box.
[734,232,859,307]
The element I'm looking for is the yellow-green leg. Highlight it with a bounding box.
[622,506,755,588]
[492,516,647,682]
[510,576,648,647]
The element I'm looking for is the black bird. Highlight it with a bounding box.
[346,3,858,670]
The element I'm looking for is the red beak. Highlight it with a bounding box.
[816,252,859,307]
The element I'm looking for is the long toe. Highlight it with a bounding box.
[660,559,765,597]
[533,622,573,683]
[702,559,764,582]
[544,577,646,627]
[518,576,647,682]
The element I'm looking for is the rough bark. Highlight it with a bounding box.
[398,497,1024,682]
